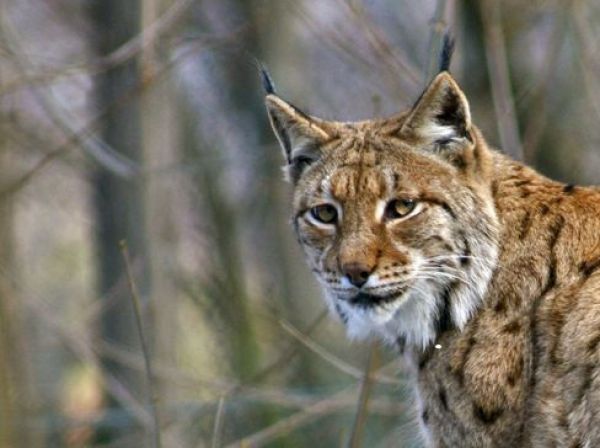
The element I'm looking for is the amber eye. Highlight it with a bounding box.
[385,198,416,219]
[310,204,338,224]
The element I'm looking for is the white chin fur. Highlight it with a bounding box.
[325,280,443,350]
[320,239,498,351]
[324,255,497,351]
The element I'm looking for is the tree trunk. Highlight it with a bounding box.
[90,0,151,444]
[0,64,35,448]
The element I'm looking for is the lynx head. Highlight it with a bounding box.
[264,71,499,349]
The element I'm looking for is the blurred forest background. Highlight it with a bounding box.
[1,0,600,447]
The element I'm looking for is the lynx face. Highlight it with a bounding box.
[266,73,499,348]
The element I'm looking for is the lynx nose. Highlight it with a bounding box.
[342,262,373,288]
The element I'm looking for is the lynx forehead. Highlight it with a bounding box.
[263,40,600,447]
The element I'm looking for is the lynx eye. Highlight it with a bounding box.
[385,198,417,220]
[310,204,338,224]
[292,155,314,169]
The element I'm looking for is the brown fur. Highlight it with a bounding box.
[265,72,600,447]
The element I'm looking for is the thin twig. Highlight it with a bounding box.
[223,387,354,448]
[21,292,154,428]
[338,0,422,86]
[571,3,600,122]
[519,1,572,162]
[95,338,406,415]
[211,397,226,448]
[279,318,401,386]
[224,355,407,448]
[194,305,329,396]
[0,6,137,177]
[293,1,418,102]
[347,342,378,448]
[249,308,329,384]
[120,241,162,448]
[0,33,225,198]
[479,0,523,161]
[0,140,66,199]
[0,0,194,96]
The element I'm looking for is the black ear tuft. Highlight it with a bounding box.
[255,59,276,95]
[438,33,455,73]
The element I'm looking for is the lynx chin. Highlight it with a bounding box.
[262,44,600,447]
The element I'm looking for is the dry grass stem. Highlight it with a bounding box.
[224,387,353,448]
[347,342,378,448]
[120,241,162,448]
[279,318,402,385]
[480,0,523,161]
[520,1,572,162]
[0,0,193,95]
[210,397,226,448]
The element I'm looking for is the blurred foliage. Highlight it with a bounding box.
[1,0,600,446]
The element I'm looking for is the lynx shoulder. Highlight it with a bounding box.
[263,61,600,446]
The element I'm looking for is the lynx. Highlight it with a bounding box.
[262,43,600,447]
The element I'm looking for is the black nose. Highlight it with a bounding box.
[342,262,373,288]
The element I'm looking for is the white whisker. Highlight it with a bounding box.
[414,273,478,290]
[416,269,469,282]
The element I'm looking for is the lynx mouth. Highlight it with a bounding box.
[347,291,402,308]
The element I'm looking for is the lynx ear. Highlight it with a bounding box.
[265,95,332,182]
[399,72,472,152]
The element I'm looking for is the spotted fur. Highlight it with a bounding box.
[265,71,600,447]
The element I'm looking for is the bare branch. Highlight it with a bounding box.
[210,397,226,448]
[0,6,138,177]
[279,318,402,386]
[520,1,572,162]
[347,342,378,448]
[0,0,193,95]
[20,292,154,428]
[480,0,523,161]
[120,241,162,448]
[223,387,353,448]
[567,3,600,121]
[96,339,406,415]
